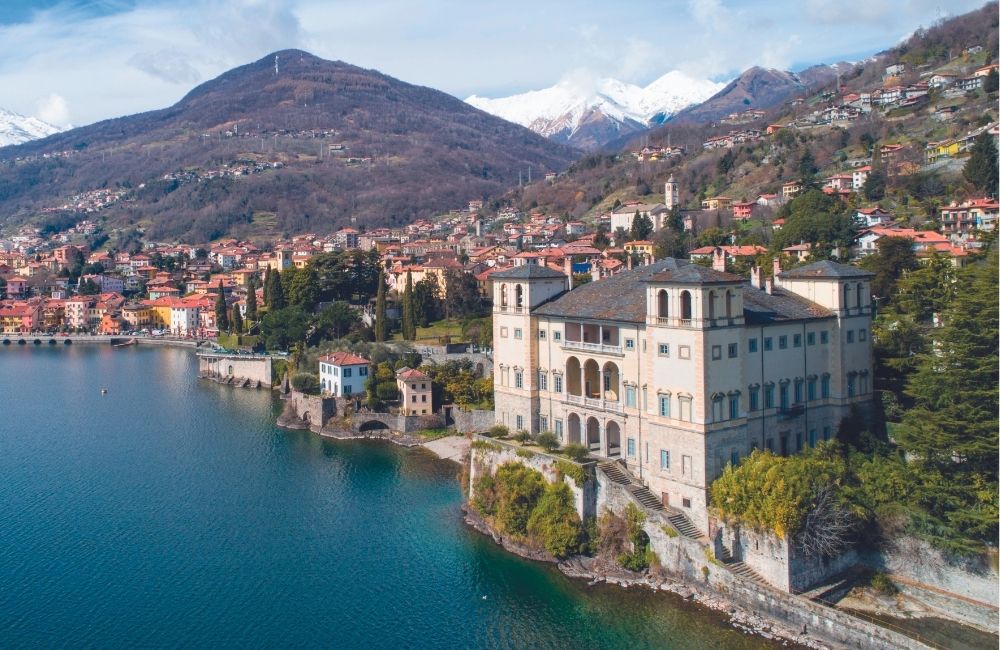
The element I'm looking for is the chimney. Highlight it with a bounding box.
[765,278,773,295]
[591,264,601,283]
[712,247,726,272]
[750,265,762,289]
[627,255,633,271]
[475,219,482,237]
[564,257,573,291]
[772,256,781,279]
[645,254,653,266]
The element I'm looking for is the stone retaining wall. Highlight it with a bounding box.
[453,409,495,434]
[278,391,336,430]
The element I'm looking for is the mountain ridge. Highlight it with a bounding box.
[0,108,62,147]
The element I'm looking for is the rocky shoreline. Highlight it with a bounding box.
[462,505,827,649]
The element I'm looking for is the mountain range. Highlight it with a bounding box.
[467,71,724,150]
[0,50,577,242]
[0,108,62,147]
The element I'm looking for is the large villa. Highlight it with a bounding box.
[491,257,874,534]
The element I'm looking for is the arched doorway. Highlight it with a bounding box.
[606,421,621,457]
[566,357,582,396]
[567,413,581,444]
[586,417,601,452]
[602,362,620,401]
[583,359,600,398]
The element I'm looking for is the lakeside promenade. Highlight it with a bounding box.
[0,333,208,348]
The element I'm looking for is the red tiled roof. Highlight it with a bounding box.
[319,351,370,366]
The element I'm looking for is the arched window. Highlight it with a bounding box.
[856,282,864,309]
[500,284,508,307]
[515,284,524,308]
[657,289,669,318]
[725,290,734,319]
[680,290,693,320]
[708,291,716,321]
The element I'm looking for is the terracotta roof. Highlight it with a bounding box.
[396,367,430,381]
[319,351,370,366]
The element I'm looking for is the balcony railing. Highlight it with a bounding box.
[565,393,624,413]
[561,339,623,355]
[778,404,805,418]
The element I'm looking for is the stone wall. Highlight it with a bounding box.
[351,412,445,434]
[468,436,596,521]
[453,409,495,434]
[278,391,336,431]
[198,353,273,387]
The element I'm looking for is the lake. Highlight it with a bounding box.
[0,345,777,648]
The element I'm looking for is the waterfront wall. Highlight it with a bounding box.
[278,391,337,430]
[453,409,495,434]
[198,353,272,388]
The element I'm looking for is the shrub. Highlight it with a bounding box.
[555,460,587,488]
[527,482,583,558]
[471,439,501,452]
[535,431,559,451]
[512,430,532,443]
[516,448,536,459]
[562,443,589,462]
[662,525,679,538]
[870,571,898,595]
[485,424,509,438]
[494,463,546,537]
[290,372,319,393]
[615,503,651,572]
[472,473,497,516]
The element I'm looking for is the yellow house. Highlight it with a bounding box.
[396,367,433,416]
[122,304,153,329]
[925,139,960,163]
[623,240,654,257]
[700,196,733,211]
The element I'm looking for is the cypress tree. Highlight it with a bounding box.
[267,267,285,310]
[402,271,416,341]
[374,269,387,342]
[963,132,999,197]
[231,303,243,334]
[214,281,230,332]
[245,277,258,321]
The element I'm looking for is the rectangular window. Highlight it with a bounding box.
[515,415,523,430]
[749,387,760,411]
[500,326,508,338]
[821,375,831,398]
[807,378,817,401]
[625,386,636,408]
[793,333,802,348]
[712,345,722,360]
[823,426,831,441]
[763,337,773,351]
[779,384,789,409]
[514,328,522,340]
[658,343,670,357]
[359,367,368,376]
[728,343,738,358]
[539,415,548,431]
[748,338,758,353]
[627,438,636,457]
[660,449,670,470]
[554,375,563,393]
[807,332,816,346]
[764,385,775,409]
[846,329,854,343]
[820,330,829,344]
[679,398,692,422]
[658,395,670,417]
[682,455,692,477]
[538,372,547,391]
[729,394,739,419]
[859,328,867,342]
[796,433,803,452]
[553,330,561,341]
[625,338,635,350]
[642,387,648,411]
[514,371,523,389]
[411,395,417,402]
[730,450,739,466]
[794,381,803,404]
[538,329,546,339]
[847,374,856,397]
[779,335,788,349]
[344,385,352,395]
[555,419,563,439]
[421,395,427,402]
[679,345,691,359]
[809,429,817,447]
[343,368,352,378]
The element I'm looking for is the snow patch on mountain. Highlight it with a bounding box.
[0,108,63,147]
[466,71,725,141]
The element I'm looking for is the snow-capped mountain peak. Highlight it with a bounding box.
[0,108,63,147]
[466,71,724,149]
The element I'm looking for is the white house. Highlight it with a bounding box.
[319,351,370,397]
[169,304,200,336]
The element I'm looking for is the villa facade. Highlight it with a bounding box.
[491,259,874,534]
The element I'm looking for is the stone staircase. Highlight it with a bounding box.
[726,561,768,586]
[667,511,702,540]
[628,485,665,511]
[598,461,631,486]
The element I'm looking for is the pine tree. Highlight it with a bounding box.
[402,271,416,341]
[245,277,258,321]
[798,149,818,189]
[231,304,243,334]
[214,281,230,332]
[897,252,999,540]
[374,269,387,342]
[630,211,653,241]
[963,132,999,197]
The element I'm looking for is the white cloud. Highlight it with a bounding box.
[35,93,70,127]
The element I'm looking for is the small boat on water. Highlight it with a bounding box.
[113,338,136,348]
[101,388,108,394]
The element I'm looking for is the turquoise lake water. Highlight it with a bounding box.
[0,345,778,648]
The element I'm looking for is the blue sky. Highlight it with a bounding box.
[0,0,988,127]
